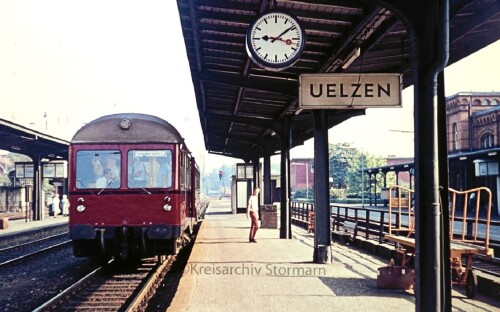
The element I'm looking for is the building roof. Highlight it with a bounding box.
[0,118,69,160]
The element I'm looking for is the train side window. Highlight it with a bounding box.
[128,150,172,188]
[75,150,121,189]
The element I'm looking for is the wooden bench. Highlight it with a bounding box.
[332,220,358,245]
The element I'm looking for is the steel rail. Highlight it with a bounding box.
[126,255,176,311]
[0,240,71,268]
[32,261,110,312]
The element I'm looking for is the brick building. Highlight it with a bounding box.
[290,158,313,194]
[364,92,500,213]
[447,92,500,215]
[386,156,414,186]
[446,92,500,152]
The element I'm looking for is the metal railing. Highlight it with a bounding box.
[290,201,500,256]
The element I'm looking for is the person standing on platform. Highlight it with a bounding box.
[246,187,260,243]
[52,194,60,218]
[61,194,70,216]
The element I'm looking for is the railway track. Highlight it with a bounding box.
[34,256,176,311]
[0,233,70,268]
[471,254,500,277]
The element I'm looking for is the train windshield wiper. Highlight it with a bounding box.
[98,177,116,195]
[140,187,151,195]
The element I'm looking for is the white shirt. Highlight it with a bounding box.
[95,176,110,188]
[248,194,259,213]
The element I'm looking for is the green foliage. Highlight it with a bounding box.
[0,175,11,186]
[293,187,313,200]
[0,152,32,186]
[328,143,390,199]
[329,188,346,199]
[9,153,32,163]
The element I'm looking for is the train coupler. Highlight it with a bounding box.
[119,226,129,259]
[98,228,106,257]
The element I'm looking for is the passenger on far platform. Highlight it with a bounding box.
[61,194,70,216]
[52,194,60,218]
[246,187,260,243]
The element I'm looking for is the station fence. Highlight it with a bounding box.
[290,201,500,257]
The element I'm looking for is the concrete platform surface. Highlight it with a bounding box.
[168,199,500,312]
[0,215,68,237]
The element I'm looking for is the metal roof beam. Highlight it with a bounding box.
[197,71,298,97]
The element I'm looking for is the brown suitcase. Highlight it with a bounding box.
[377,266,414,290]
[0,217,9,229]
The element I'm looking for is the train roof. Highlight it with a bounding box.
[71,113,185,145]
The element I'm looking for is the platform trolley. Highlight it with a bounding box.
[383,185,494,298]
[447,187,494,298]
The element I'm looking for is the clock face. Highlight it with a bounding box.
[246,11,306,71]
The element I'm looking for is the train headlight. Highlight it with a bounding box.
[163,196,171,211]
[76,205,86,212]
[119,118,132,130]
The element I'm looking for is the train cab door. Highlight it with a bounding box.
[180,151,194,234]
[190,157,199,223]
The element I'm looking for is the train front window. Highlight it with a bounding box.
[75,150,121,189]
[128,150,172,188]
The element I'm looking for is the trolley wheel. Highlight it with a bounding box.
[465,269,478,299]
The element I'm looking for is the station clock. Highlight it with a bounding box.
[246,11,306,71]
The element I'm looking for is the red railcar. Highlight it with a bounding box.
[68,113,200,259]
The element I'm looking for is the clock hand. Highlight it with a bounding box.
[271,26,294,43]
[267,36,293,45]
[263,35,293,45]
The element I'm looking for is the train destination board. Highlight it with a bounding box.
[299,73,402,109]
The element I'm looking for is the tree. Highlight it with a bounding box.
[347,149,388,198]
[329,143,355,190]
[0,152,32,186]
[328,143,388,199]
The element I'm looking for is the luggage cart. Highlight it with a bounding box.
[448,187,494,298]
[383,186,494,298]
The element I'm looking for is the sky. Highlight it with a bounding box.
[0,1,499,173]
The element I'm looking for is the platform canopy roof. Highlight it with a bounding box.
[175,0,500,161]
[0,118,69,160]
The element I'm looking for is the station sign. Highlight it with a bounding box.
[14,161,68,179]
[474,160,499,176]
[43,161,68,178]
[15,163,33,178]
[236,163,254,180]
[299,73,402,109]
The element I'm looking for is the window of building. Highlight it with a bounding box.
[480,133,494,148]
[452,123,458,150]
